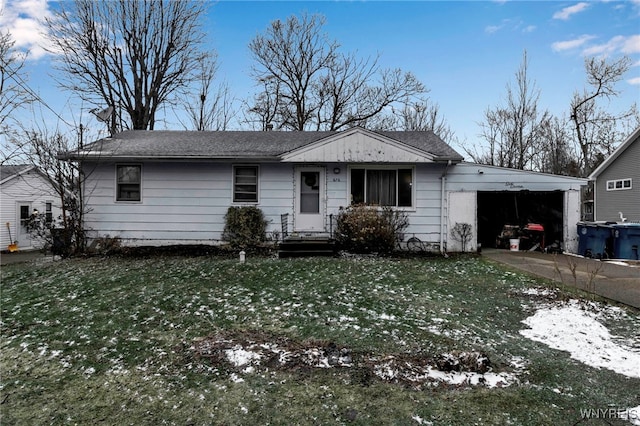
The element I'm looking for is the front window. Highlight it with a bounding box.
[350,167,413,207]
[233,165,259,203]
[116,165,141,201]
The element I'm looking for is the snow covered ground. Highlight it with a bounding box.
[520,299,640,379]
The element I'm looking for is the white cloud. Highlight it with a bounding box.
[621,34,640,54]
[582,34,640,56]
[628,76,640,85]
[553,2,590,20]
[485,19,535,35]
[0,0,55,60]
[551,35,596,52]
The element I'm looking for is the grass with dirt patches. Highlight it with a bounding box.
[1,255,639,425]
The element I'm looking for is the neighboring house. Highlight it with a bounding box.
[62,127,586,253]
[588,127,640,223]
[1,165,61,250]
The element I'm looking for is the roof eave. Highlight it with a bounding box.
[64,154,284,162]
[0,165,37,185]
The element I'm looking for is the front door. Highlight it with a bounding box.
[17,203,32,248]
[295,167,325,232]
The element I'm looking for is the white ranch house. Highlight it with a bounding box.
[65,128,586,253]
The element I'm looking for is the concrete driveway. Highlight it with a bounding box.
[483,249,640,309]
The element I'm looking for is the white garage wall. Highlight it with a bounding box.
[447,191,477,252]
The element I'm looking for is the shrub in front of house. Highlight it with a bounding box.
[222,206,268,250]
[335,204,408,254]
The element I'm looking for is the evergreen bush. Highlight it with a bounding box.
[222,206,268,249]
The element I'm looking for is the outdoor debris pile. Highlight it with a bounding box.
[496,223,548,252]
[190,330,517,388]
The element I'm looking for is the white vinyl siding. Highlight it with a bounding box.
[83,162,293,245]
[0,169,61,249]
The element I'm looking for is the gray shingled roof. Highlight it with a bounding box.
[0,164,32,182]
[68,129,463,161]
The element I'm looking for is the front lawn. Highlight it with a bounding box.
[1,255,639,425]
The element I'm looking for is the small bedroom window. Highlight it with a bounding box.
[116,165,142,201]
[233,165,259,203]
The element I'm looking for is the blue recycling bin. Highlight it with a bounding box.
[577,222,613,259]
[611,223,640,260]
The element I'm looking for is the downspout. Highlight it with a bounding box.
[440,160,452,254]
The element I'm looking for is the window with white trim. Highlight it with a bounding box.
[350,167,413,207]
[606,178,632,191]
[233,165,259,203]
[45,202,53,223]
[116,164,141,201]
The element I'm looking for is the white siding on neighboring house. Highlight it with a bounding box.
[1,168,61,249]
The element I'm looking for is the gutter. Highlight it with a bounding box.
[439,160,452,254]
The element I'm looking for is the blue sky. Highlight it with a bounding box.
[2,0,639,152]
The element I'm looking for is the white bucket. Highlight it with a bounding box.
[509,238,520,251]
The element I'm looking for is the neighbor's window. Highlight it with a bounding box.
[606,178,632,191]
[233,165,259,203]
[350,167,413,207]
[45,202,53,223]
[116,165,141,201]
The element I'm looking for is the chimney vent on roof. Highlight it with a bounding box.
[266,123,273,131]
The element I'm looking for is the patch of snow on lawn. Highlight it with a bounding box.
[520,304,640,378]
[619,405,640,425]
[224,345,262,367]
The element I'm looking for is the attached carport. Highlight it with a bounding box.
[446,163,587,253]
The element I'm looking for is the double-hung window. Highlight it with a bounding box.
[45,202,53,224]
[233,165,259,203]
[350,167,413,207]
[116,165,141,201]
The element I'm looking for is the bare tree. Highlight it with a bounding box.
[45,0,209,132]
[248,13,427,131]
[243,76,283,131]
[570,56,634,176]
[475,51,549,170]
[534,116,579,176]
[179,55,236,131]
[0,31,33,139]
[380,97,457,143]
